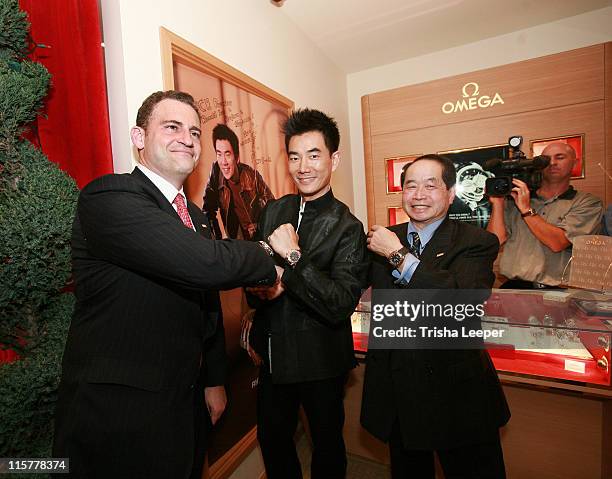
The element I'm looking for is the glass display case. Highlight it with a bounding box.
[351,288,612,388]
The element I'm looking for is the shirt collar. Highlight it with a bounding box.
[407,216,445,248]
[535,185,577,202]
[302,188,334,213]
[136,164,186,206]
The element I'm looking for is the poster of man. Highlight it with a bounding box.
[172,58,295,468]
[203,123,274,240]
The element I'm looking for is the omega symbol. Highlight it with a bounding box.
[462,82,479,98]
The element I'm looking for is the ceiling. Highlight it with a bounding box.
[277,0,612,73]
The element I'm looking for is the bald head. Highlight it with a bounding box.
[542,142,576,160]
[541,142,576,184]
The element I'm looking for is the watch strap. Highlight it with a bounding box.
[258,241,274,257]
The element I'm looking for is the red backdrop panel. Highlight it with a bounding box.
[19,0,114,188]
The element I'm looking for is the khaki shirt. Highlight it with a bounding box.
[500,187,603,286]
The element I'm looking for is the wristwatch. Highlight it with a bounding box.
[285,248,302,268]
[388,246,410,269]
[521,208,537,218]
[258,241,274,257]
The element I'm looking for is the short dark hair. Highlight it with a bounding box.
[136,90,200,129]
[212,124,240,160]
[282,108,340,154]
[400,154,456,189]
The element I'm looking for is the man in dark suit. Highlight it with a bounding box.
[52,91,278,479]
[247,109,370,479]
[362,154,510,478]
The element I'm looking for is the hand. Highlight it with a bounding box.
[246,267,285,300]
[204,385,227,425]
[268,224,299,258]
[510,179,531,214]
[367,225,403,258]
[275,264,284,282]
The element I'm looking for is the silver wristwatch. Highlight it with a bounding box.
[285,248,302,268]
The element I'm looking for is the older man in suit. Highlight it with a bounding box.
[362,154,510,479]
[52,90,278,479]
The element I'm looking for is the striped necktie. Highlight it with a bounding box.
[409,232,421,259]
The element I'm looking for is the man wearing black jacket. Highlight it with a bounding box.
[248,109,370,479]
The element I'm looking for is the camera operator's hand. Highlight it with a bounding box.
[488,195,505,208]
[510,179,531,214]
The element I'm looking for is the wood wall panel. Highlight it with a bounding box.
[368,44,605,137]
[605,43,612,204]
[501,386,606,479]
[361,95,376,229]
[369,101,605,226]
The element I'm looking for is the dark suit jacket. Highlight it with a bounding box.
[52,168,276,479]
[249,193,370,384]
[361,218,510,450]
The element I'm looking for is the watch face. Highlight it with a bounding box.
[287,249,301,265]
[389,252,402,267]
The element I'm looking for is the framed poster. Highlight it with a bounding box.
[530,134,585,179]
[385,155,420,193]
[438,143,509,228]
[160,28,295,478]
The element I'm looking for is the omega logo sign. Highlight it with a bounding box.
[441,82,504,114]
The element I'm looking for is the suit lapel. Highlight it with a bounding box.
[131,167,179,217]
[390,222,410,248]
[419,217,454,265]
[187,202,212,238]
[131,167,201,232]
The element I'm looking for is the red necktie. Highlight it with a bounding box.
[173,193,194,230]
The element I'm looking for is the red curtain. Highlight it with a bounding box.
[19,0,114,188]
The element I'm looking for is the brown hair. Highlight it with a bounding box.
[136,90,200,129]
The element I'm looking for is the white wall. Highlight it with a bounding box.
[100,0,354,208]
[347,6,612,225]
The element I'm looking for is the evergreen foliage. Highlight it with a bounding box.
[0,0,78,462]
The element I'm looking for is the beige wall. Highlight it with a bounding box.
[100,0,354,209]
[348,6,612,224]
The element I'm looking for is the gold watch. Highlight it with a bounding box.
[521,208,537,218]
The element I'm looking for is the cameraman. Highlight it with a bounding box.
[487,142,603,288]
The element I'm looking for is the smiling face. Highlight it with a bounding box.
[541,142,576,183]
[215,139,238,181]
[402,159,455,229]
[287,130,339,201]
[130,98,201,189]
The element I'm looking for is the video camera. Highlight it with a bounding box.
[484,136,550,197]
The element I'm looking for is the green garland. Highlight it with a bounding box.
[0,0,79,467]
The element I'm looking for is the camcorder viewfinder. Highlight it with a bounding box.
[484,136,550,197]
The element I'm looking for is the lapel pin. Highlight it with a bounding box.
[436,252,445,257]
[201,224,207,228]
